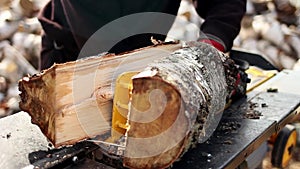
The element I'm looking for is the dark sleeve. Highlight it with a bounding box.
[196,0,246,51]
[37,0,80,70]
[39,32,55,70]
[40,32,73,70]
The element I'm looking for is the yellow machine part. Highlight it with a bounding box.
[282,130,297,167]
[109,66,275,141]
[271,124,297,168]
[246,66,277,92]
[109,71,139,142]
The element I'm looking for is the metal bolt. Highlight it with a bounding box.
[72,156,79,164]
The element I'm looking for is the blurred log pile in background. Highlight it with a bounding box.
[0,0,48,118]
[169,0,300,70]
[235,0,300,70]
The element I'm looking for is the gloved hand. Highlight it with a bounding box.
[198,38,225,52]
[186,34,226,53]
[186,39,249,101]
[198,33,226,52]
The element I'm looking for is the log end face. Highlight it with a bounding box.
[123,142,186,169]
[18,70,57,144]
[124,76,189,169]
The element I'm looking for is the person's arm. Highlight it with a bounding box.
[38,0,80,70]
[196,0,246,52]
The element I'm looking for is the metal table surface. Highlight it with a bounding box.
[173,92,300,169]
[0,70,300,169]
[173,70,300,169]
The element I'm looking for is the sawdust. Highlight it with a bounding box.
[244,101,262,119]
[218,121,241,134]
[6,132,11,139]
[267,88,278,93]
[223,140,233,145]
[245,109,262,119]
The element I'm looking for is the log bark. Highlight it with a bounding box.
[19,42,242,168]
[18,43,182,147]
[123,43,240,169]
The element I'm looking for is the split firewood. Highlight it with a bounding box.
[10,0,47,18]
[123,43,242,168]
[12,32,41,68]
[19,42,244,168]
[0,41,37,82]
[0,10,19,41]
[0,0,12,10]
[18,18,42,34]
[18,43,182,147]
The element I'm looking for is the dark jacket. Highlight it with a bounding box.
[38,0,246,70]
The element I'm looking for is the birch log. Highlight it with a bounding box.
[19,42,242,168]
[18,43,182,147]
[123,43,240,168]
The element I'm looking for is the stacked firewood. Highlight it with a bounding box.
[169,0,300,70]
[235,0,300,70]
[0,0,47,117]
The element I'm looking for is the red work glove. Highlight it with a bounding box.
[197,33,226,52]
[198,38,225,52]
